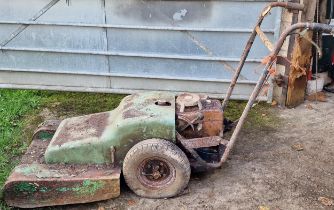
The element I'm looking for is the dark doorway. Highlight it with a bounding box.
[319,36,334,78]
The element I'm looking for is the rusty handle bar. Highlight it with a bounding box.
[220,23,334,164]
[221,2,305,110]
[278,2,305,11]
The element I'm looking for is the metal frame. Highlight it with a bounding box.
[177,23,334,170]
[221,23,334,164]
[222,2,305,109]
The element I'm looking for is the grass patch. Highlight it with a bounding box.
[41,91,126,117]
[0,90,42,209]
[224,100,279,129]
[0,90,41,184]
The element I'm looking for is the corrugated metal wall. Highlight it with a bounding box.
[0,0,281,99]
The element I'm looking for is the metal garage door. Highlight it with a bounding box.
[0,0,281,99]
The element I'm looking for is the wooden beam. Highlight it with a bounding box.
[278,0,300,107]
[286,31,313,108]
[285,0,319,108]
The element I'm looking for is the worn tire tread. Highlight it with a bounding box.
[123,139,190,198]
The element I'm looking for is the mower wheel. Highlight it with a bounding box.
[123,139,190,198]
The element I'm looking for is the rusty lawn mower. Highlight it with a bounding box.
[3,3,334,209]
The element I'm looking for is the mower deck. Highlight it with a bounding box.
[3,135,120,208]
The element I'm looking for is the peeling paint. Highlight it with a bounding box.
[38,131,55,141]
[13,180,103,197]
[39,187,50,193]
[15,164,63,178]
[14,183,37,194]
[56,180,104,196]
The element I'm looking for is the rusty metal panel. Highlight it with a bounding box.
[0,0,280,99]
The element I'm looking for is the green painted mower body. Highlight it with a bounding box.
[45,91,176,165]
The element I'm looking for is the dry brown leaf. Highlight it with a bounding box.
[318,196,333,206]
[127,199,136,206]
[51,102,61,108]
[271,100,278,107]
[291,143,304,151]
[305,104,314,110]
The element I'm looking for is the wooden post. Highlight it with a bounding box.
[286,31,314,107]
[276,0,300,107]
[285,0,327,108]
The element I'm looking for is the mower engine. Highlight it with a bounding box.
[176,93,224,138]
[175,93,226,168]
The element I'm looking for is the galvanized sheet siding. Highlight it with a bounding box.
[0,0,280,99]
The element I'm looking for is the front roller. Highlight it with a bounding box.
[123,139,191,198]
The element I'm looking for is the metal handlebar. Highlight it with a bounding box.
[221,2,305,110]
[221,23,334,164]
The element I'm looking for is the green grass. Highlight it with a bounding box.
[0,90,277,209]
[0,90,42,209]
[40,91,126,117]
[0,90,41,184]
[224,100,279,129]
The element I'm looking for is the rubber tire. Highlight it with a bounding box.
[123,139,191,198]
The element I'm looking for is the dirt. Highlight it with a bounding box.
[42,93,334,210]
[53,112,109,146]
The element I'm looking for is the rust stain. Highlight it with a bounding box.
[122,109,148,119]
[52,112,109,146]
[177,99,223,139]
[179,136,222,149]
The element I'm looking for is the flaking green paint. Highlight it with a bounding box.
[56,180,104,196]
[39,187,50,193]
[15,164,62,178]
[15,164,39,176]
[13,180,102,196]
[14,182,37,194]
[45,92,176,164]
[37,131,54,141]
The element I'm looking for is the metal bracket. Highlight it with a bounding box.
[179,136,223,149]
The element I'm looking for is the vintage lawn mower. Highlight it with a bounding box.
[3,5,333,209]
